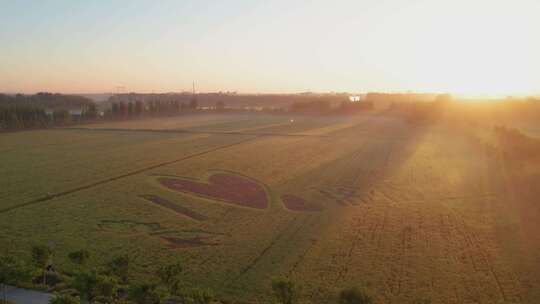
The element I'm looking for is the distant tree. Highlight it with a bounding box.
[128,282,167,304]
[119,102,127,119]
[49,293,81,304]
[31,245,52,286]
[68,250,90,267]
[215,101,225,112]
[128,101,134,118]
[53,109,70,125]
[106,255,130,284]
[189,97,198,110]
[157,262,183,296]
[271,278,297,304]
[111,102,119,118]
[338,287,373,304]
[0,104,49,130]
[82,103,97,120]
[135,100,144,117]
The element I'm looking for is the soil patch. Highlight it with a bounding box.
[282,195,322,212]
[139,194,207,221]
[158,173,268,209]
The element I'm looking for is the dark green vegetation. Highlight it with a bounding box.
[0,93,96,130]
[2,105,540,303]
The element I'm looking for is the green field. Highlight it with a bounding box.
[2,113,540,303]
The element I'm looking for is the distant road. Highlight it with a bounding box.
[5,285,52,304]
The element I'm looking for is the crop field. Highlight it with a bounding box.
[1,112,540,303]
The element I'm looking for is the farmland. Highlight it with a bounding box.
[1,111,540,303]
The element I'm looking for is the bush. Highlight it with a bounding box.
[128,282,168,304]
[49,293,81,304]
[177,287,214,304]
[338,287,373,304]
[271,278,297,304]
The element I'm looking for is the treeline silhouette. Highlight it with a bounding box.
[107,92,353,110]
[109,93,373,116]
[0,92,93,109]
[107,98,198,119]
[0,93,97,131]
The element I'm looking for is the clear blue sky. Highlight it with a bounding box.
[1,0,539,95]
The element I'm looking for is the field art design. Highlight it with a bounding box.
[154,171,318,212]
[156,172,269,209]
[99,218,224,248]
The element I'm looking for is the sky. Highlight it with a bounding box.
[1,0,539,96]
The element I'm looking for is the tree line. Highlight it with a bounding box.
[0,245,434,304]
[0,245,213,304]
[108,98,198,120]
[0,93,98,131]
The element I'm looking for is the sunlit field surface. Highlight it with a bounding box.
[2,111,540,303]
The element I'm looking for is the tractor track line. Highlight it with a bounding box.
[0,136,259,214]
[59,127,331,138]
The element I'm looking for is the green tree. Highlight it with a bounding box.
[157,262,183,296]
[68,250,90,268]
[31,245,52,286]
[0,256,35,303]
[72,271,117,303]
[106,255,130,284]
[271,278,297,304]
[128,282,167,304]
[338,287,373,304]
[93,275,118,302]
[72,271,98,302]
[49,293,81,304]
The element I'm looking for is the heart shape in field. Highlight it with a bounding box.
[158,173,268,209]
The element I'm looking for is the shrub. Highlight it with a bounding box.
[271,278,297,304]
[68,250,90,267]
[338,287,373,304]
[177,287,214,304]
[106,255,130,283]
[128,282,168,304]
[48,293,81,304]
